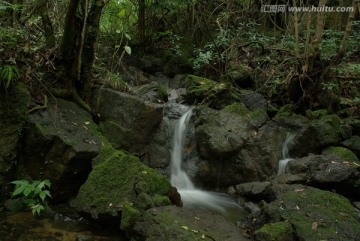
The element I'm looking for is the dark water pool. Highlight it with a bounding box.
[0,212,126,241]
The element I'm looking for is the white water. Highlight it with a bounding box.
[170,107,239,213]
[277,133,295,175]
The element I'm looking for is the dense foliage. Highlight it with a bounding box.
[0,0,359,114]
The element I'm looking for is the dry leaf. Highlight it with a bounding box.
[294,189,304,192]
[311,221,318,230]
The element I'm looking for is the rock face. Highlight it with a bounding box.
[280,154,360,199]
[131,206,251,241]
[92,87,163,155]
[21,98,102,201]
[0,83,30,200]
[71,145,176,231]
[192,106,282,187]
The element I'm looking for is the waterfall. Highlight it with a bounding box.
[278,133,295,175]
[169,106,240,213]
[170,108,195,189]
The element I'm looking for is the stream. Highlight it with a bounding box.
[167,105,247,219]
[0,211,125,241]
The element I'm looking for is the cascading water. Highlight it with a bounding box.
[169,106,240,213]
[277,133,295,175]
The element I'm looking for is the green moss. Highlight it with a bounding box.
[322,146,359,163]
[224,102,249,116]
[72,145,172,229]
[153,194,171,207]
[120,203,141,230]
[274,104,295,118]
[272,187,360,241]
[254,221,293,241]
[306,109,329,119]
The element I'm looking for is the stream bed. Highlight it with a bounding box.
[0,211,125,241]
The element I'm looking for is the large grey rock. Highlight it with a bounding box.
[193,106,283,187]
[131,206,251,241]
[22,98,102,201]
[278,154,360,199]
[93,87,163,154]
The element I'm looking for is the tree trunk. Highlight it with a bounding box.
[80,0,107,97]
[59,0,107,112]
[335,0,358,60]
[38,0,55,48]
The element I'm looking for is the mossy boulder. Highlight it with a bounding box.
[72,146,174,231]
[0,83,30,200]
[273,105,309,131]
[263,185,360,241]
[185,75,236,109]
[322,146,359,163]
[224,102,269,128]
[254,221,294,241]
[21,98,103,202]
[341,135,360,157]
[131,206,251,241]
[290,115,349,157]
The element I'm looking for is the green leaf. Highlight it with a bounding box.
[124,45,131,55]
[118,9,126,17]
[181,226,189,230]
[23,186,33,197]
[43,190,51,198]
[124,33,131,40]
[39,192,46,201]
[44,179,51,188]
[12,185,26,197]
[115,45,120,49]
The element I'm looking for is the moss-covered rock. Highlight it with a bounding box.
[72,145,174,231]
[290,114,350,157]
[185,75,236,109]
[254,221,294,241]
[224,102,250,116]
[224,102,268,128]
[131,206,251,241]
[306,109,329,119]
[341,135,360,157]
[322,146,359,163]
[263,185,360,241]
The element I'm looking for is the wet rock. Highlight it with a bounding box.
[238,89,267,111]
[243,202,261,214]
[132,81,168,103]
[131,206,251,241]
[280,154,360,199]
[235,181,271,200]
[0,83,30,199]
[21,98,102,202]
[193,106,282,187]
[273,105,309,131]
[195,106,248,160]
[262,185,360,241]
[72,146,176,231]
[92,87,163,154]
